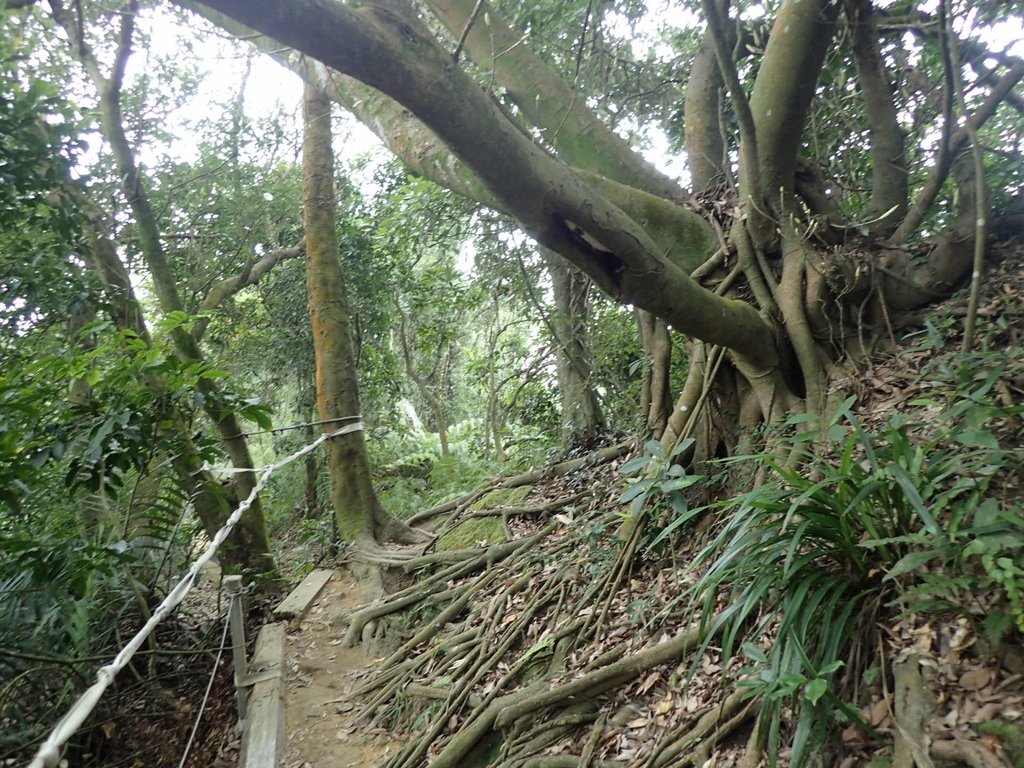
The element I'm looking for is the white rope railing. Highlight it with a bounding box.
[27,421,362,768]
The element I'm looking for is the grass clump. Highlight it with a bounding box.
[657,369,1021,766]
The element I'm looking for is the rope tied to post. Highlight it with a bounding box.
[27,419,361,768]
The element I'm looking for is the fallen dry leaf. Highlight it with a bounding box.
[960,668,993,691]
[638,671,661,695]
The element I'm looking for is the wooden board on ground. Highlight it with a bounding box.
[241,622,287,768]
[274,568,334,621]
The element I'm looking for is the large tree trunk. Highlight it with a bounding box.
[301,82,426,546]
[542,249,606,448]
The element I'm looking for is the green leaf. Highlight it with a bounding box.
[660,475,701,493]
[804,678,828,704]
[884,550,938,581]
[619,456,653,475]
[619,479,653,504]
[741,641,768,663]
[954,430,1000,449]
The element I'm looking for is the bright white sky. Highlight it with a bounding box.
[140,1,1023,195]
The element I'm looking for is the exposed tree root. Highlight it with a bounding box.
[931,735,1007,768]
[398,524,558,571]
[644,690,756,768]
[339,440,753,768]
[499,703,598,766]
[462,491,589,519]
[893,652,934,768]
[520,757,625,768]
[405,442,630,526]
[493,623,706,731]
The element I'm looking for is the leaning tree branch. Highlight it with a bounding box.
[892,60,1024,243]
[701,0,761,207]
[193,238,305,341]
[699,0,778,311]
[424,0,688,202]
[450,0,483,62]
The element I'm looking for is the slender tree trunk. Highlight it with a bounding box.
[396,309,450,457]
[542,249,606,448]
[80,205,275,574]
[302,421,321,518]
[51,2,276,575]
[302,82,427,545]
[484,305,506,462]
[638,311,672,439]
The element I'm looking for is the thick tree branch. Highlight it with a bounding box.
[423,0,688,202]
[748,0,840,198]
[193,238,305,342]
[188,0,780,373]
[684,12,727,193]
[701,0,760,205]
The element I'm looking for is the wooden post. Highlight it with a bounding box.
[224,574,248,722]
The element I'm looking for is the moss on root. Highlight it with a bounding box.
[978,720,1024,768]
[434,486,533,551]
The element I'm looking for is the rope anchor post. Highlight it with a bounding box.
[26,422,356,768]
[224,575,249,723]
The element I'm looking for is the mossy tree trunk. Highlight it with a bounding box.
[301,83,427,546]
[541,249,606,449]
[51,0,277,575]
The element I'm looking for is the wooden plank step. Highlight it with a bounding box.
[273,568,334,621]
[240,622,286,768]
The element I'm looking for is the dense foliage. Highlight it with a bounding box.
[2,0,1023,765]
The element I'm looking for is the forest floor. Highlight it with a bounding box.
[98,237,1024,767]
[282,571,402,768]
[273,238,1024,768]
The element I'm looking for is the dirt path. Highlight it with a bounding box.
[282,569,400,768]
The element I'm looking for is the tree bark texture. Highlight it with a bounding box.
[542,249,606,448]
[301,82,420,545]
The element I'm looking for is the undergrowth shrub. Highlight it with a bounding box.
[644,354,1021,766]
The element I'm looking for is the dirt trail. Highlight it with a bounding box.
[282,569,400,768]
